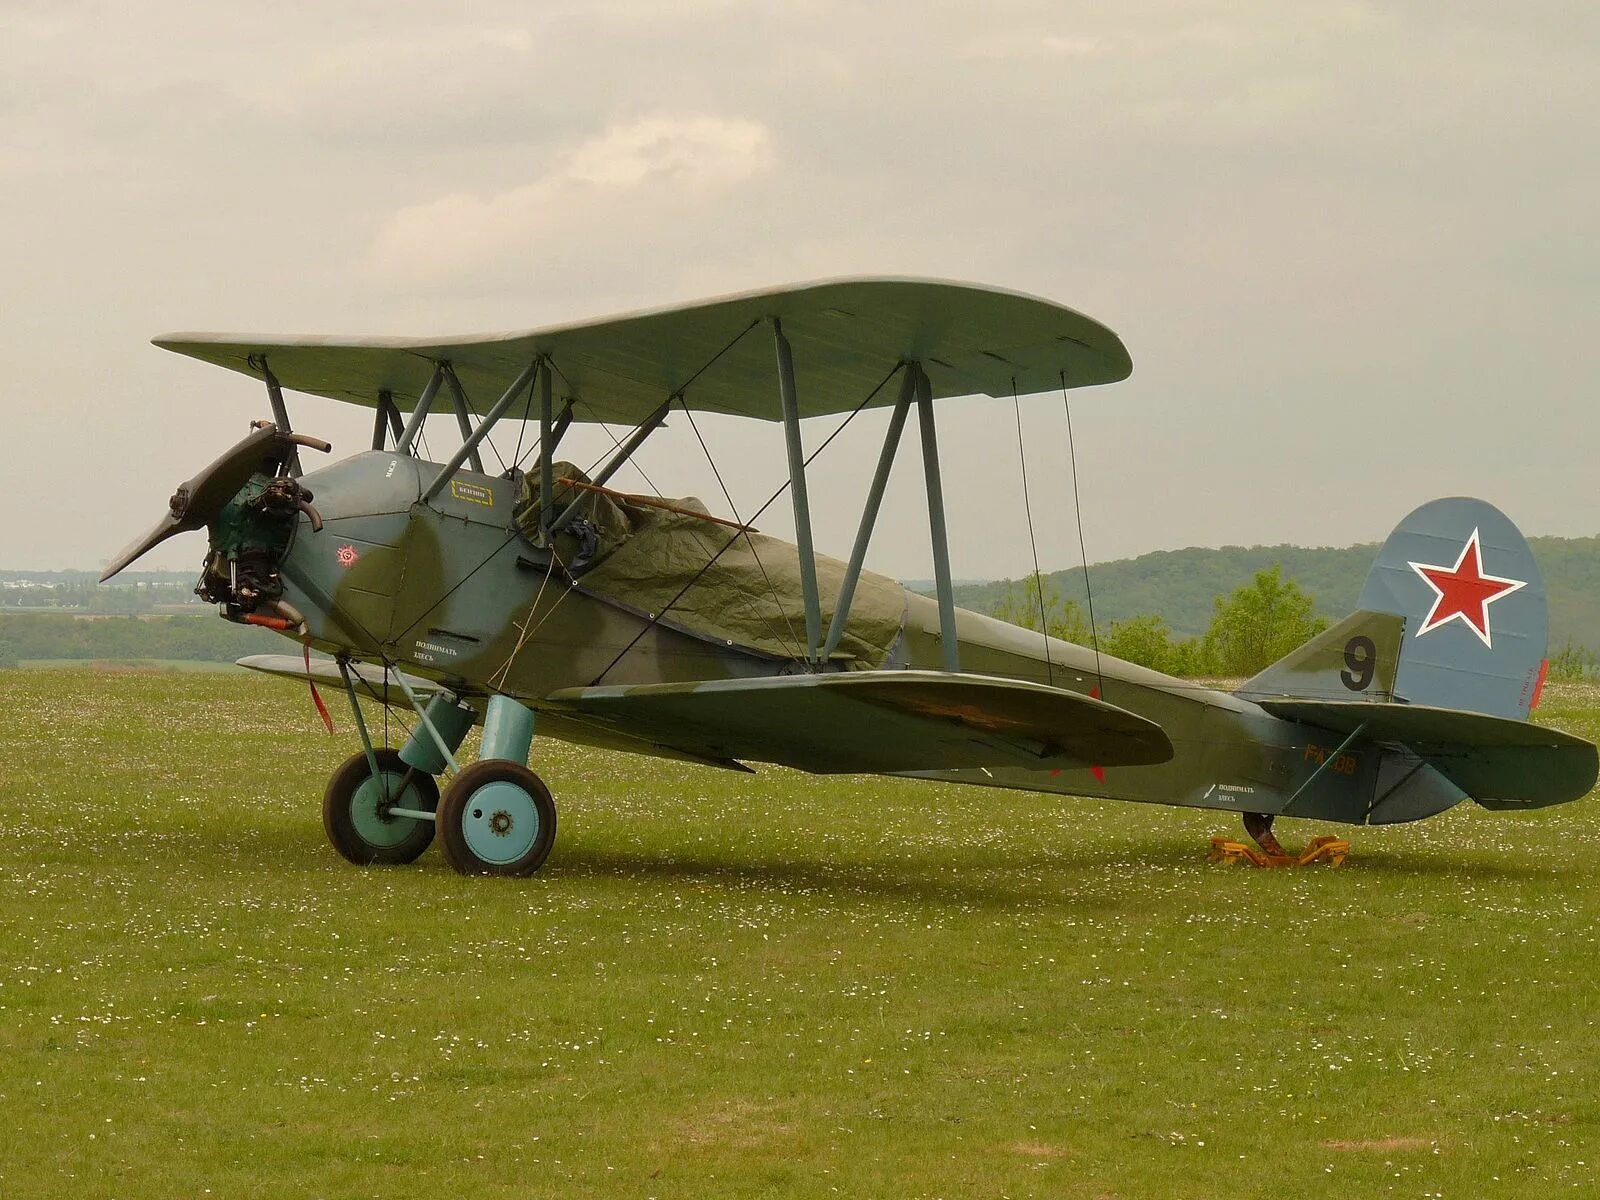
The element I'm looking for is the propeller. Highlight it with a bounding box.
[100,424,330,582]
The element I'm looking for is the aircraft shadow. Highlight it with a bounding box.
[1340,847,1560,882]
[149,826,1559,899]
[550,842,1142,913]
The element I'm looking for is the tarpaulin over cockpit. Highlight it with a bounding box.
[517,464,905,667]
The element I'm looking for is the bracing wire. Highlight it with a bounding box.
[510,396,528,475]
[679,399,806,662]
[589,362,903,685]
[505,392,807,667]
[367,321,857,695]
[388,402,665,647]
[489,540,567,691]
[575,400,669,496]
[1061,371,1103,692]
[1011,380,1056,687]
[444,364,510,476]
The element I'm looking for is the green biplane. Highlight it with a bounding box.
[103,279,1597,875]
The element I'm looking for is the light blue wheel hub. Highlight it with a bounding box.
[460,780,540,865]
[350,771,427,848]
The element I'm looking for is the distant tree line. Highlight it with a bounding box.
[0,614,275,666]
[989,564,1600,682]
[950,533,1600,655]
[0,580,204,612]
[3,568,1595,683]
[991,565,1329,678]
[1549,642,1599,683]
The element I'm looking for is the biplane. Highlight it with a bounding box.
[102,279,1597,875]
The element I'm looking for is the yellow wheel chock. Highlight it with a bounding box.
[1207,834,1350,868]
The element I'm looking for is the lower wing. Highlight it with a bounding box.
[543,670,1173,775]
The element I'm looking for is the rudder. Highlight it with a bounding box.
[1357,497,1547,719]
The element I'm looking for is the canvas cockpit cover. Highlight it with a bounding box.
[514,462,633,550]
[518,465,905,666]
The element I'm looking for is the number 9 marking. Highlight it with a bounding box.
[1341,635,1377,692]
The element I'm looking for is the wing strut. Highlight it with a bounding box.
[247,356,302,477]
[822,365,915,660]
[547,398,672,538]
[372,390,404,451]
[916,363,960,672]
[814,360,960,671]
[442,366,486,475]
[545,399,574,461]
[396,365,444,455]
[538,364,555,540]
[772,318,823,663]
[421,359,540,502]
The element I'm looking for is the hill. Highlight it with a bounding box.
[943,534,1600,650]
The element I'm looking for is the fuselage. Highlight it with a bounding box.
[264,450,1462,828]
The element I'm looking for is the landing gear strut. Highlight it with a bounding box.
[1207,812,1350,868]
[434,693,556,876]
[323,747,438,865]
[323,677,558,878]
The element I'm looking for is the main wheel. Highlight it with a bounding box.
[437,760,557,877]
[322,748,438,866]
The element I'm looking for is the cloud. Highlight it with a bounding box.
[368,115,775,287]
[5,1,1600,571]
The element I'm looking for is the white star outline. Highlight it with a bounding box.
[1406,526,1527,649]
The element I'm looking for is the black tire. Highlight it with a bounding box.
[322,748,438,866]
[437,760,557,877]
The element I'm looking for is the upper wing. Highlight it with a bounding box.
[154,277,1131,426]
[543,670,1172,774]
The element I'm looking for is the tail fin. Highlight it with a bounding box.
[1239,499,1591,817]
[1356,496,1547,719]
[1240,498,1547,717]
[1236,609,1405,703]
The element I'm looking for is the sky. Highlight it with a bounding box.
[3,1,1596,582]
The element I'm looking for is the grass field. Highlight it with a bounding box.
[13,659,247,672]
[2,669,1598,1198]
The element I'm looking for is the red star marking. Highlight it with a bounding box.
[1407,527,1525,648]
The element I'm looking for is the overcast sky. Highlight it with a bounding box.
[4,2,1596,581]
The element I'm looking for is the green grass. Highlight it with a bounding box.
[2,670,1598,1198]
[14,658,248,672]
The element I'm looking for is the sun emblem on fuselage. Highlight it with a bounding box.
[335,544,359,568]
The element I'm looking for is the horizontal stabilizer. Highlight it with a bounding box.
[545,670,1174,774]
[1261,698,1597,809]
[237,654,440,706]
